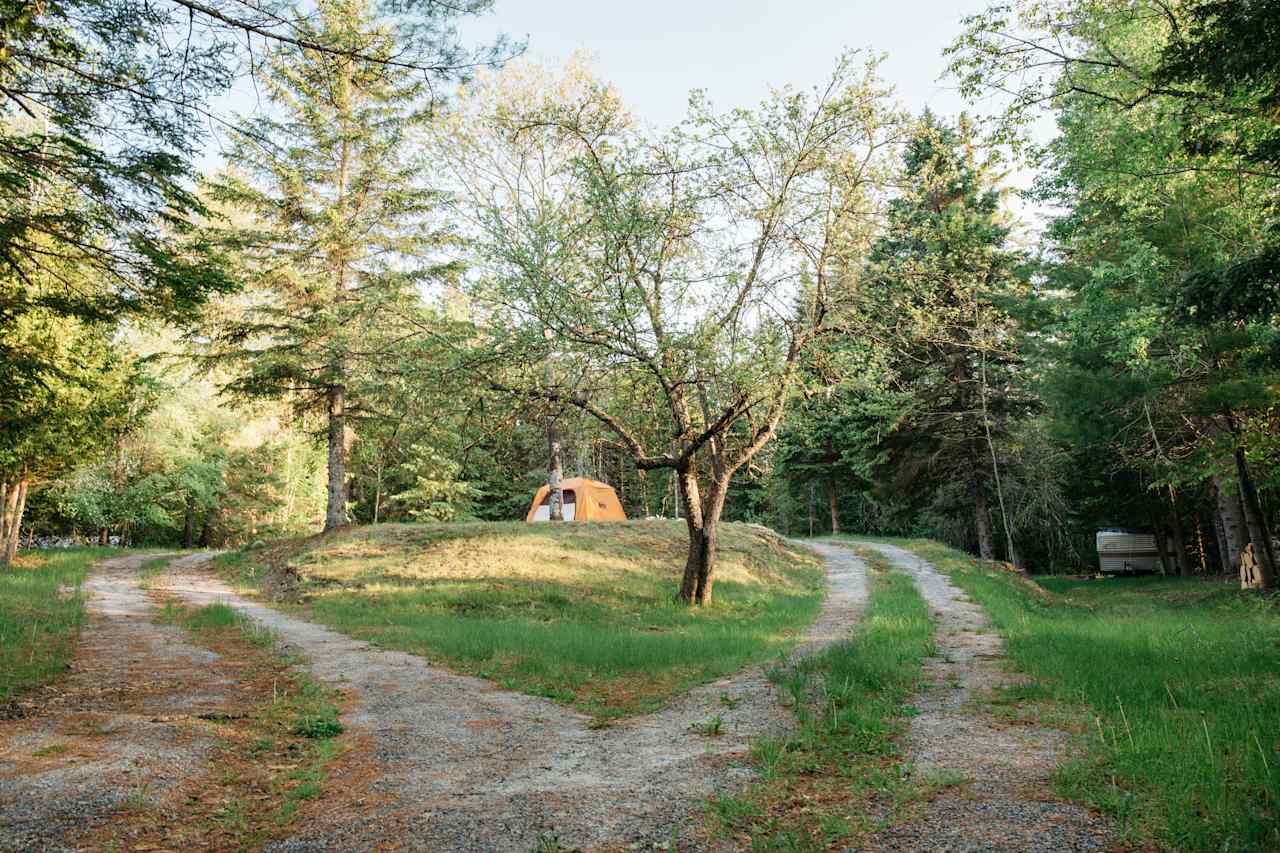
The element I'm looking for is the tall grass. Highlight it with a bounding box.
[0,548,108,700]
[710,554,935,850]
[887,538,1280,852]
[218,521,826,720]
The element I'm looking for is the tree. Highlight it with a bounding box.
[2,0,512,333]
[205,0,464,531]
[441,54,901,603]
[950,0,1280,585]
[0,313,144,564]
[859,115,1034,563]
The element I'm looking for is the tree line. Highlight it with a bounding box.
[2,0,1276,598]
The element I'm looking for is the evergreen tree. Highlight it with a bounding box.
[206,0,458,531]
[862,115,1034,563]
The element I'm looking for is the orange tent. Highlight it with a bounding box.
[525,477,627,522]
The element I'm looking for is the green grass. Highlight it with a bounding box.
[709,549,935,850]
[216,520,826,721]
[870,536,1280,853]
[0,548,112,700]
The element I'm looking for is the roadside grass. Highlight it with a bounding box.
[0,548,112,701]
[867,537,1280,853]
[144,598,348,848]
[707,548,935,851]
[215,520,825,721]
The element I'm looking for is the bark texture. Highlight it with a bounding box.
[973,472,995,561]
[324,383,347,532]
[1234,450,1276,589]
[1215,474,1248,574]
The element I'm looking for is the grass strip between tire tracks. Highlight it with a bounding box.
[82,577,352,851]
[707,547,935,851]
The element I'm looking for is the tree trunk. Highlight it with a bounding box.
[1168,511,1191,576]
[972,472,995,561]
[828,477,840,536]
[0,480,18,550]
[183,497,196,549]
[675,467,725,606]
[98,527,109,546]
[1153,524,1171,575]
[1234,449,1276,589]
[1215,474,1247,574]
[678,473,727,607]
[324,383,347,532]
[1212,501,1232,576]
[3,479,29,566]
[548,424,564,522]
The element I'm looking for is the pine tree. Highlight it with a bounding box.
[206,0,458,531]
[865,114,1034,563]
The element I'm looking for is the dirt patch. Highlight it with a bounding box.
[853,541,1117,853]
[153,540,868,851]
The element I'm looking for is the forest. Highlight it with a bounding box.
[2,0,1277,593]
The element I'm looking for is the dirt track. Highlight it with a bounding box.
[0,543,869,852]
[854,541,1116,853]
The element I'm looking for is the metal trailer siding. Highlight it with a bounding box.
[1096,530,1162,573]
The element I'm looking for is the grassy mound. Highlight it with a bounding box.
[218,520,825,720]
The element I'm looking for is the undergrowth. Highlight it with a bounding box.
[708,548,935,851]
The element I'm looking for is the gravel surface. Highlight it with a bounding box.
[150,540,869,851]
[0,553,243,852]
[851,541,1117,853]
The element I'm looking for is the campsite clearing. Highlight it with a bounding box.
[215,520,826,720]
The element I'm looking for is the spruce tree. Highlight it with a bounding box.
[206,0,457,531]
[865,114,1033,563]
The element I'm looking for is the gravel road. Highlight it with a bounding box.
[851,541,1117,853]
[0,553,247,852]
[149,540,869,851]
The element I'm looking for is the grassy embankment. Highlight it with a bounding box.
[867,537,1280,852]
[216,520,826,721]
[708,547,936,851]
[0,548,110,701]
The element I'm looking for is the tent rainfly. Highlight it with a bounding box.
[525,477,627,522]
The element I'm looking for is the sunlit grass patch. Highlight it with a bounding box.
[216,520,825,720]
[874,536,1280,853]
[0,548,111,700]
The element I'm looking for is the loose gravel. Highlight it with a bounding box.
[851,541,1117,853]
[147,540,869,851]
[0,553,242,852]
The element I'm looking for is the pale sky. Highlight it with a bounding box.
[206,1,1052,229]
[457,1,1049,231]
[459,1,999,130]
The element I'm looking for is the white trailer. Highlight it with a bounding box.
[1095,528,1163,574]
